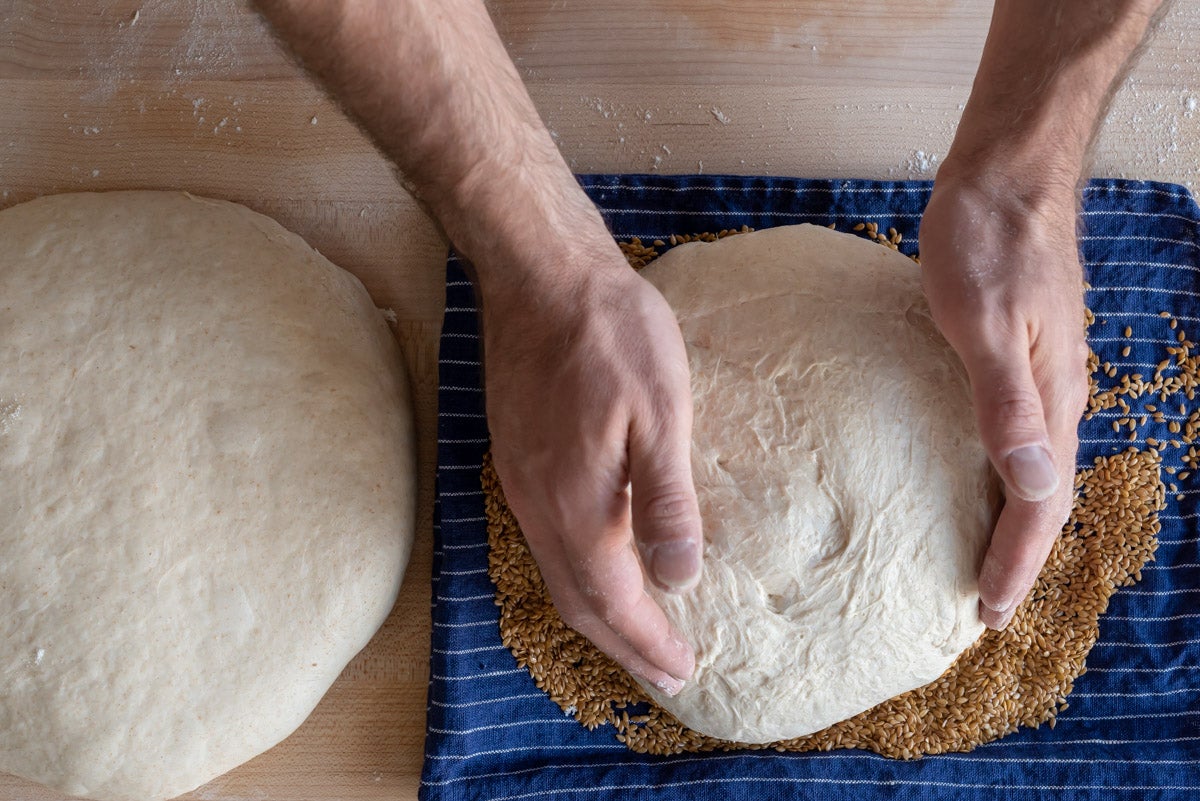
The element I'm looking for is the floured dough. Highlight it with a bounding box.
[0,192,416,801]
[638,224,995,744]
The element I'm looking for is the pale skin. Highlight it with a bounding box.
[253,0,1168,695]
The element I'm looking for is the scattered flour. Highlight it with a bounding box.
[901,149,940,177]
[0,399,21,436]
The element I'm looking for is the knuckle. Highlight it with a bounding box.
[987,390,1045,433]
[638,487,700,538]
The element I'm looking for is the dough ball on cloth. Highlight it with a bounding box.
[0,192,416,801]
[637,223,997,744]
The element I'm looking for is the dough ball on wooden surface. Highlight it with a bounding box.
[637,223,996,744]
[0,192,416,801]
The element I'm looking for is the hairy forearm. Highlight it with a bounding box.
[946,0,1169,187]
[252,0,611,297]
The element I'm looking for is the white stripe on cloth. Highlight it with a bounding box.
[595,207,927,219]
[1085,665,1200,672]
[577,183,1191,202]
[1063,710,1200,721]
[432,644,507,656]
[428,692,547,709]
[1082,235,1200,249]
[436,593,498,603]
[428,718,579,736]
[1090,261,1200,273]
[1081,209,1199,224]
[424,744,627,760]
[1088,285,1200,298]
[432,668,526,682]
[1094,638,1200,647]
[1073,688,1200,699]
[484,777,1200,800]
[1103,612,1200,621]
[421,751,1200,788]
[432,618,496,630]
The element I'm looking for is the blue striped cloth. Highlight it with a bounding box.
[421,176,1200,801]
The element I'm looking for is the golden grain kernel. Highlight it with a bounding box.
[1125,326,1133,337]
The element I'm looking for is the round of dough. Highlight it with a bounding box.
[0,192,415,801]
[638,224,996,744]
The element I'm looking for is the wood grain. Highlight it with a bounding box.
[1,1,1198,800]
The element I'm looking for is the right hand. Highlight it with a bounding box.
[478,243,703,695]
[919,169,1089,629]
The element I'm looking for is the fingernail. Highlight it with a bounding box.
[1006,445,1058,501]
[985,597,1012,615]
[650,541,701,591]
[652,674,685,697]
[981,599,1017,630]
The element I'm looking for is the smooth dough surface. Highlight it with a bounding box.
[0,192,415,801]
[638,224,995,744]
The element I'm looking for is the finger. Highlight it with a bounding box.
[557,580,695,696]
[962,337,1060,503]
[976,481,1072,628]
[522,530,692,694]
[977,342,1084,627]
[628,391,704,593]
[553,501,696,690]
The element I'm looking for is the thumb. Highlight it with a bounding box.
[964,341,1059,502]
[629,407,704,594]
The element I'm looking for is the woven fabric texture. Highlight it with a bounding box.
[422,177,1200,801]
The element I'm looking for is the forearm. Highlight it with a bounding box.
[945,0,1168,189]
[252,0,612,299]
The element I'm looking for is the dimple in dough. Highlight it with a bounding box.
[0,192,416,801]
[637,224,996,744]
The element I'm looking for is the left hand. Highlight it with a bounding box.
[919,167,1091,629]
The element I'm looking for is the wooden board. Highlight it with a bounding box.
[1,2,1197,799]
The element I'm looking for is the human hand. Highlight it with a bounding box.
[478,243,703,694]
[919,168,1089,630]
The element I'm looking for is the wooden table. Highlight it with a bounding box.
[2,2,1197,799]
